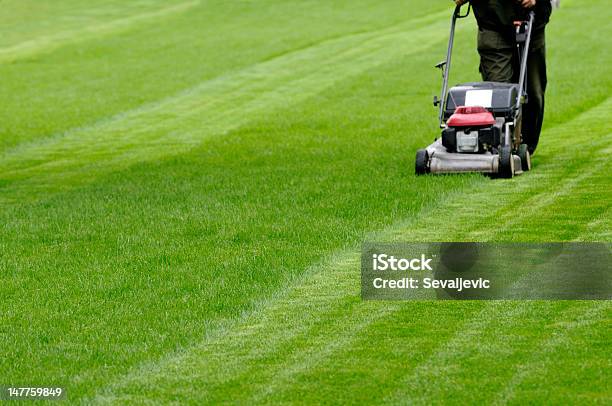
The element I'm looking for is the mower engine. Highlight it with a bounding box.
[442,81,520,152]
[442,106,502,153]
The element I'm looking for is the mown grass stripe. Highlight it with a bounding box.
[0,1,200,64]
[244,304,399,405]
[581,209,612,241]
[492,301,611,405]
[482,141,610,241]
[0,10,457,203]
[382,301,543,404]
[252,301,488,405]
[383,302,605,405]
[89,252,365,403]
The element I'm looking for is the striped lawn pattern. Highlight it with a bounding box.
[0,0,609,404]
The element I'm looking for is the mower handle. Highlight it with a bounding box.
[437,4,471,128]
[515,11,535,117]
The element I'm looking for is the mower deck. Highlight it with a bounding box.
[423,139,523,176]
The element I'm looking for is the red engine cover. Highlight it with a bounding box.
[446,106,495,127]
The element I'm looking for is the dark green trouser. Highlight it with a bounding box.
[477,28,547,154]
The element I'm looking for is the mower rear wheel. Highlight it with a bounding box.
[415,149,429,175]
[518,144,531,171]
[498,146,514,179]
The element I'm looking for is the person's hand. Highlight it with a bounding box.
[519,0,536,8]
[455,0,468,5]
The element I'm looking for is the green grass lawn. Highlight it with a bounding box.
[0,0,610,404]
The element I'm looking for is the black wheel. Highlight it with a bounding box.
[415,149,429,175]
[518,144,531,172]
[498,146,514,179]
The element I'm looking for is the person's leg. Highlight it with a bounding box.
[522,29,547,154]
[477,28,515,82]
[478,27,547,155]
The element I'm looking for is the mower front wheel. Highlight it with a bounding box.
[415,149,429,175]
[498,146,514,179]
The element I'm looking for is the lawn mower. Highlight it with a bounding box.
[415,4,535,178]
